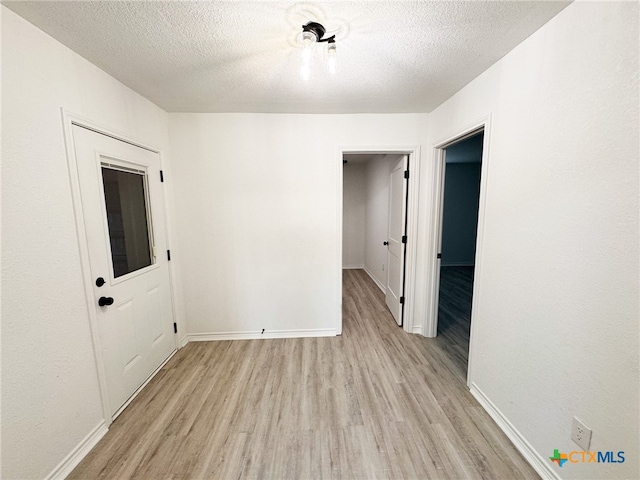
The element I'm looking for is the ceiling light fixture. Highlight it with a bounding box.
[298,21,338,79]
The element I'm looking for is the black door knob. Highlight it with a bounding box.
[98,297,114,307]
[383,241,389,246]
[95,277,105,287]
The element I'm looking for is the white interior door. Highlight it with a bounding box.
[432,154,447,332]
[385,155,408,325]
[73,125,176,418]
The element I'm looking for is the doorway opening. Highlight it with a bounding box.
[434,129,484,382]
[341,152,410,330]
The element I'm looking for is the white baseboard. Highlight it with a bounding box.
[363,266,386,294]
[45,421,108,480]
[469,383,560,480]
[411,325,423,335]
[179,335,189,348]
[342,264,364,269]
[45,348,179,479]
[185,328,337,342]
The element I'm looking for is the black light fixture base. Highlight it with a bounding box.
[302,21,335,43]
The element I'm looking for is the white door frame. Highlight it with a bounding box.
[424,115,492,387]
[61,109,179,425]
[337,145,421,335]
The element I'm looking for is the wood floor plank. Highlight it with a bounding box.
[69,269,539,480]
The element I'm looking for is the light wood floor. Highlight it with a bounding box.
[69,269,538,479]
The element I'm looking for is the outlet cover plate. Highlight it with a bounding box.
[571,417,592,450]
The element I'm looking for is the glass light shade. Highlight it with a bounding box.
[299,31,317,64]
[324,42,339,75]
[300,63,311,81]
[298,31,317,80]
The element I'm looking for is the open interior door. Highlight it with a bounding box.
[385,155,408,326]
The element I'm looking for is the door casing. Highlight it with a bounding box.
[62,109,179,425]
[426,115,492,387]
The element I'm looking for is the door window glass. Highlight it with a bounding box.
[101,166,153,277]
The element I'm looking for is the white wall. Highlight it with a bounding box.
[169,114,428,337]
[423,2,639,478]
[342,163,366,268]
[1,7,183,479]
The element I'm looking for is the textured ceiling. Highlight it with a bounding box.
[4,1,571,113]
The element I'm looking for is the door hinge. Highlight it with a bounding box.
[173,322,177,334]
[402,235,407,244]
[160,170,164,182]
[400,296,405,305]
[167,249,171,261]
[404,170,409,179]
[437,253,442,259]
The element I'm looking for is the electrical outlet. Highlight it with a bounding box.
[571,417,592,450]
